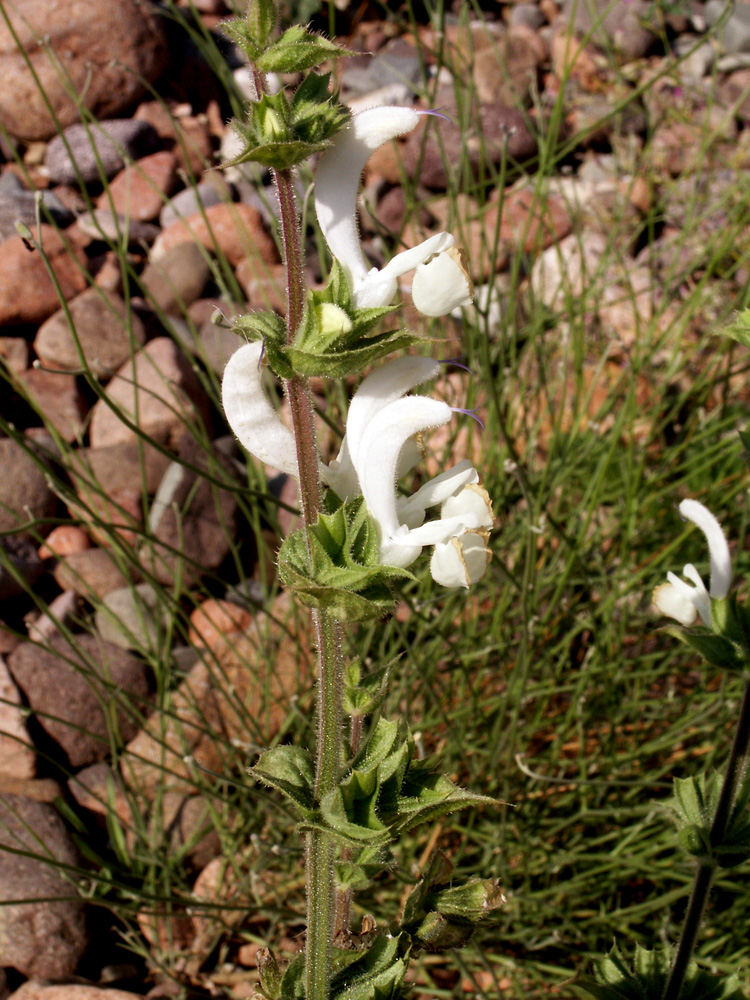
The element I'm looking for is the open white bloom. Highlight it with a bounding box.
[653,499,732,627]
[314,105,473,316]
[221,346,493,587]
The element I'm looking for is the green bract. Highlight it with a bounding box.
[257,24,357,74]
[277,497,415,622]
[223,74,351,173]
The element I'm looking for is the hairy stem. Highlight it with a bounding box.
[663,680,750,1000]
[272,160,342,1000]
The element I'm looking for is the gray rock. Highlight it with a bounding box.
[139,241,212,315]
[160,178,231,230]
[0,171,74,242]
[563,0,656,59]
[0,794,87,977]
[95,583,165,652]
[510,2,547,30]
[8,633,151,768]
[0,536,43,601]
[45,120,160,186]
[370,37,424,92]
[76,209,160,245]
[707,0,750,53]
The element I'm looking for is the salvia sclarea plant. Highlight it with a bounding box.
[576,497,750,1000]
[216,5,502,1000]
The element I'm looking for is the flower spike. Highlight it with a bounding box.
[653,499,732,628]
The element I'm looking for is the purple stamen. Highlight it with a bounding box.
[417,107,453,126]
[258,337,266,368]
[439,357,474,376]
[452,406,484,430]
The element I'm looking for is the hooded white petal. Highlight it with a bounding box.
[411,246,474,316]
[222,342,299,476]
[315,106,471,315]
[431,532,492,589]
[315,106,420,298]
[397,459,478,528]
[678,499,732,599]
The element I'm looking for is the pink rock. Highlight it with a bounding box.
[38,525,91,561]
[153,202,280,268]
[0,655,35,780]
[17,367,88,443]
[0,226,88,326]
[97,150,179,223]
[88,337,211,449]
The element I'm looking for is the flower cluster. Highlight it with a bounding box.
[222,344,493,588]
[221,103,489,589]
[653,499,732,627]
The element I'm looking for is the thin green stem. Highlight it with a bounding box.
[663,679,750,1000]
[271,157,342,1000]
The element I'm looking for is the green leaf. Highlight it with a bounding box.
[330,933,409,1000]
[387,762,497,834]
[250,746,316,819]
[257,948,283,1000]
[246,0,277,51]
[284,331,423,379]
[343,658,392,717]
[720,308,750,350]
[257,26,357,73]
[227,138,334,172]
[279,954,306,1000]
[663,625,743,671]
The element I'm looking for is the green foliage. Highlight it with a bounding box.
[256,25,357,74]
[672,772,750,869]
[577,945,745,1000]
[221,0,277,63]
[343,659,391,718]
[224,73,351,172]
[277,497,415,621]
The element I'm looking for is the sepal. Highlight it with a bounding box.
[672,772,750,868]
[277,497,416,622]
[576,944,744,1000]
[662,625,743,672]
[257,948,283,1000]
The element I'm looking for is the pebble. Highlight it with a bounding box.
[9,984,145,1000]
[0,171,74,242]
[0,225,88,326]
[0,794,87,978]
[88,337,211,450]
[45,119,160,186]
[75,209,161,246]
[0,336,29,373]
[98,150,179,222]
[0,537,44,602]
[26,590,78,643]
[16,367,88,443]
[0,656,35,779]
[472,26,546,106]
[706,0,750,54]
[38,525,90,561]
[159,175,233,229]
[8,632,151,768]
[510,3,548,30]
[53,548,132,600]
[35,287,146,378]
[95,583,164,651]
[139,240,212,314]
[562,0,655,59]
[151,201,280,268]
[0,438,56,537]
[0,0,168,141]
[530,229,609,311]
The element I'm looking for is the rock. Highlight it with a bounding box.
[134,101,214,176]
[38,525,91,561]
[8,633,151,768]
[236,260,289,314]
[27,591,78,644]
[152,202,279,269]
[562,0,655,59]
[139,241,212,314]
[45,120,160,186]
[75,209,161,246]
[0,794,87,978]
[0,336,29,373]
[0,0,166,139]
[0,225,88,326]
[69,440,173,499]
[707,0,750,54]
[35,287,146,378]
[0,537,44,601]
[0,438,57,537]
[9,986,145,1000]
[160,176,232,229]
[530,229,609,311]
[16,367,88,443]
[144,436,239,586]
[719,67,750,120]
[0,656,35,779]
[368,37,424,92]
[123,594,310,796]
[0,171,74,242]
[53,548,132,600]
[89,338,211,450]
[510,3,548,30]
[98,150,179,222]
[472,26,546,106]
[68,761,130,821]
[95,583,164,651]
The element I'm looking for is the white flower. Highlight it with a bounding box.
[221,346,493,588]
[653,499,732,627]
[314,105,474,316]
